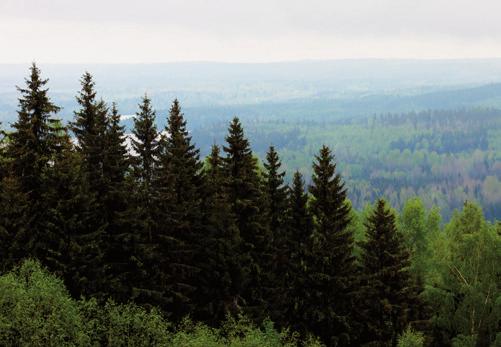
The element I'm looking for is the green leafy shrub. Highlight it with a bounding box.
[79,298,170,347]
[451,334,476,347]
[0,260,321,346]
[398,327,424,347]
[0,259,88,346]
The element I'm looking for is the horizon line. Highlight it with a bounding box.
[3,57,501,65]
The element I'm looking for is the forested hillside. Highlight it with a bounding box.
[0,65,500,346]
[191,108,501,220]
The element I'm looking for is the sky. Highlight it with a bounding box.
[1,0,501,63]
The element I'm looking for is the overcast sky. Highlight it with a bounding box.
[1,0,501,63]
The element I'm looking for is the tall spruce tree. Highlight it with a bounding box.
[194,145,242,325]
[72,72,108,192]
[102,103,133,302]
[154,99,204,319]
[42,122,100,297]
[283,171,314,333]
[262,146,289,324]
[128,95,162,305]
[70,72,107,298]
[222,117,269,320]
[359,199,416,347]
[307,145,356,346]
[3,63,59,266]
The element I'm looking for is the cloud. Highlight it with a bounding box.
[1,0,501,62]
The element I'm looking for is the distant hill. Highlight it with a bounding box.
[3,59,501,125]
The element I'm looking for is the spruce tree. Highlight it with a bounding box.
[194,145,242,324]
[222,117,269,320]
[307,145,356,346]
[42,123,100,297]
[0,176,28,271]
[102,103,133,302]
[70,72,107,298]
[283,171,314,333]
[262,146,289,324]
[131,96,159,186]
[359,199,416,347]
[154,99,204,319]
[128,95,162,305]
[3,63,60,265]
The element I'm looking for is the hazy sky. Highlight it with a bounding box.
[2,0,501,63]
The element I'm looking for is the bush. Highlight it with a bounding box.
[0,259,88,346]
[79,298,170,347]
[398,327,425,347]
[0,260,320,347]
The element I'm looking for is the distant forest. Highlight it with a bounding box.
[0,65,500,346]
[185,108,501,221]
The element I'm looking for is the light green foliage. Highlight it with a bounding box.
[426,202,501,345]
[0,260,321,347]
[399,198,428,278]
[0,259,88,346]
[426,206,442,239]
[397,327,425,347]
[89,300,170,347]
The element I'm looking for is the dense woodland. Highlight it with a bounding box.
[0,64,500,346]
[186,108,501,221]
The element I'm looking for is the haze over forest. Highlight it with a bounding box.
[1,60,500,219]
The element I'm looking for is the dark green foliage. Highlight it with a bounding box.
[194,145,242,324]
[154,99,205,319]
[222,117,269,320]
[102,103,134,302]
[263,146,289,236]
[2,63,60,266]
[358,199,417,347]
[69,72,107,298]
[0,177,28,271]
[71,72,108,191]
[43,123,82,281]
[262,146,290,324]
[131,95,160,186]
[306,145,356,346]
[283,171,314,333]
[128,95,163,306]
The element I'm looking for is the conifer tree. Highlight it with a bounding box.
[3,63,59,265]
[307,145,356,346]
[128,95,162,305]
[282,171,314,333]
[72,72,108,190]
[102,103,133,302]
[262,146,289,323]
[222,117,269,320]
[42,123,101,297]
[0,176,28,271]
[263,146,289,235]
[359,199,416,347]
[70,72,107,298]
[194,145,242,324]
[154,99,204,319]
[131,95,160,188]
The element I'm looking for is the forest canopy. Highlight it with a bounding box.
[0,64,500,347]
